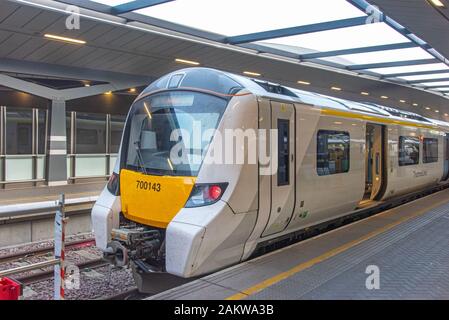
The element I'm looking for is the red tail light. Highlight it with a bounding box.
[208,185,223,201]
[185,183,228,208]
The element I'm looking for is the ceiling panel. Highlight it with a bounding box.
[0,2,20,23]
[1,0,449,119]
[0,33,31,57]
[22,10,62,32]
[1,5,42,28]
[6,37,48,60]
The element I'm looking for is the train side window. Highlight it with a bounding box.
[317,130,350,176]
[398,136,420,166]
[423,138,438,163]
[278,119,290,186]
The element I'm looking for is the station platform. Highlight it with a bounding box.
[0,182,105,206]
[151,188,449,300]
[0,182,105,248]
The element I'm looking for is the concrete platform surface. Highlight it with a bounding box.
[0,182,106,206]
[150,188,449,300]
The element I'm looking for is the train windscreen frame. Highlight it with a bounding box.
[124,91,228,177]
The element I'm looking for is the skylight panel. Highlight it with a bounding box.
[367,63,449,75]
[321,47,434,66]
[90,0,132,6]
[134,0,365,36]
[258,22,410,53]
[421,81,449,87]
[400,73,449,81]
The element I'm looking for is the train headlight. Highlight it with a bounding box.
[185,183,228,208]
[107,172,120,196]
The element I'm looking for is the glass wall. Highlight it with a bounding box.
[0,106,126,185]
[76,113,107,154]
[111,115,125,153]
[67,112,126,179]
[0,106,47,184]
[6,108,33,155]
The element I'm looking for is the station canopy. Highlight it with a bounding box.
[88,0,449,97]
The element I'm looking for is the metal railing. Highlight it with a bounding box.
[0,196,98,219]
[0,194,72,300]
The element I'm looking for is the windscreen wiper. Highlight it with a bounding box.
[134,140,148,175]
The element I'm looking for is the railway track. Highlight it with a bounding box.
[102,287,141,300]
[102,287,156,300]
[0,238,96,264]
[14,258,108,285]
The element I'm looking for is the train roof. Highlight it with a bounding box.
[140,67,449,130]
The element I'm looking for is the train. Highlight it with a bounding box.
[91,67,449,292]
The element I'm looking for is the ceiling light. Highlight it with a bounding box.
[429,0,445,8]
[105,91,112,95]
[425,107,431,110]
[435,110,440,113]
[334,121,343,125]
[129,88,136,93]
[399,100,406,103]
[331,87,342,91]
[361,92,369,96]
[381,96,388,99]
[84,83,90,87]
[243,71,261,77]
[44,34,86,45]
[297,81,311,85]
[175,58,200,66]
[413,103,418,106]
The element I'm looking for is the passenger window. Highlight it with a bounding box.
[398,136,420,166]
[317,130,350,176]
[423,138,438,163]
[277,119,290,186]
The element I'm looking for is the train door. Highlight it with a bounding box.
[364,123,385,200]
[262,101,295,237]
[443,134,449,181]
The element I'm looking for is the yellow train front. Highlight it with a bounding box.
[92,67,449,293]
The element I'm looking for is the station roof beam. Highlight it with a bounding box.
[382,69,449,79]
[225,16,369,45]
[300,42,417,60]
[111,0,175,15]
[347,59,440,71]
[408,78,449,84]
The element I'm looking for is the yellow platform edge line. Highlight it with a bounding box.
[226,195,449,300]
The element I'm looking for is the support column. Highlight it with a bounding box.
[47,100,68,186]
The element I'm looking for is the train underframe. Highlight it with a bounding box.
[104,214,190,293]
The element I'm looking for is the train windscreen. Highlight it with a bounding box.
[124,91,227,176]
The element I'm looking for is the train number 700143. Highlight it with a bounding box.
[136,180,161,192]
